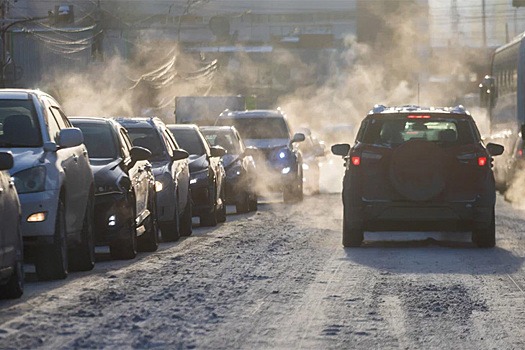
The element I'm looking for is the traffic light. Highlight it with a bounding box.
[513,0,525,7]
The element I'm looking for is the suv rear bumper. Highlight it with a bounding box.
[346,199,494,231]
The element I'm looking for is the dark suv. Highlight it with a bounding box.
[332,105,504,248]
[215,109,305,202]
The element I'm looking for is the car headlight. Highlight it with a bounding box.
[302,163,310,170]
[155,174,171,192]
[281,167,291,174]
[13,166,46,194]
[190,169,208,185]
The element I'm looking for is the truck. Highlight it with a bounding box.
[175,95,255,126]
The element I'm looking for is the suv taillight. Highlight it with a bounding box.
[478,156,487,167]
[351,156,361,166]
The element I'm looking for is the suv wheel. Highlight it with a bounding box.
[472,209,496,248]
[179,192,193,236]
[138,194,159,252]
[236,190,250,214]
[36,199,68,281]
[217,187,227,223]
[0,229,24,299]
[161,204,180,242]
[248,192,258,212]
[69,194,96,271]
[342,215,363,247]
[110,214,137,260]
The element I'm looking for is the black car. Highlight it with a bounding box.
[200,126,258,213]
[168,124,226,227]
[332,105,504,248]
[0,152,23,299]
[215,109,305,203]
[116,117,192,242]
[71,117,159,259]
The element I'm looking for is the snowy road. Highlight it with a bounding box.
[1,194,525,349]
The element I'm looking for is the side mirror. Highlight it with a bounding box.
[58,128,83,148]
[130,146,151,162]
[291,132,305,144]
[43,141,58,152]
[331,143,351,157]
[172,149,189,161]
[210,146,226,158]
[486,142,504,156]
[521,124,525,141]
[0,152,13,170]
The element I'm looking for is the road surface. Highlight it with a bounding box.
[0,194,524,349]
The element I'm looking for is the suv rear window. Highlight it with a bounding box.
[359,114,478,146]
[217,117,289,139]
[126,127,165,160]
[0,99,42,147]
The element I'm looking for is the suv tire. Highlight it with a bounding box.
[179,193,193,236]
[161,204,180,242]
[36,199,68,281]
[472,209,496,248]
[69,194,95,271]
[138,195,159,252]
[110,214,137,260]
[0,229,23,299]
[236,190,250,213]
[342,216,363,247]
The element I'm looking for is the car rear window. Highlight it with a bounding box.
[201,130,240,154]
[169,128,206,156]
[217,117,290,140]
[359,114,478,146]
[74,122,118,159]
[126,127,166,160]
[0,99,42,147]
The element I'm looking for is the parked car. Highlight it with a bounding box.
[0,89,95,281]
[200,125,258,213]
[168,124,226,226]
[215,109,305,202]
[297,127,325,195]
[0,152,23,299]
[332,105,504,248]
[71,117,159,258]
[115,117,192,241]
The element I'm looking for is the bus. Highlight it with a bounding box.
[482,32,525,191]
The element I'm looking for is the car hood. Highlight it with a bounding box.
[90,159,122,178]
[1,147,44,175]
[244,139,289,149]
[188,154,208,173]
[150,160,170,177]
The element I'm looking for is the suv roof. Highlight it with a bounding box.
[218,109,285,119]
[368,104,471,116]
[114,116,165,129]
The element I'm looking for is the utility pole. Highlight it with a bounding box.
[482,0,487,47]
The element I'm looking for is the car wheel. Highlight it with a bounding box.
[200,201,218,227]
[36,199,68,281]
[248,192,258,212]
[472,209,496,248]
[161,204,180,242]
[283,178,303,203]
[179,192,193,236]
[110,216,137,260]
[0,226,24,299]
[138,194,159,252]
[69,193,96,272]
[236,190,250,214]
[342,215,363,247]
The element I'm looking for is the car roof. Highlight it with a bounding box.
[70,116,114,124]
[114,117,163,128]
[200,126,236,132]
[167,123,199,130]
[368,105,472,117]
[219,109,285,119]
[0,88,52,100]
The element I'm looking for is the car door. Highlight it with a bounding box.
[119,127,147,220]
[0,172,6,268]
[47,104,89,234]
[163,128,189,210]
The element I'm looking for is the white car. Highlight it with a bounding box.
[0,89,95,280]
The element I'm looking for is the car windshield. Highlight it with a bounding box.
[170,128,206,156]
[217,117,289,140]
[360,115,477,146]
[126,127,165,160]
[202,130,240,154]
[73,122,118,159]
[0,100,42,147]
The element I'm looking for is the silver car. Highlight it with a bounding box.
[0,152,23,299]
[0,89,95,280]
